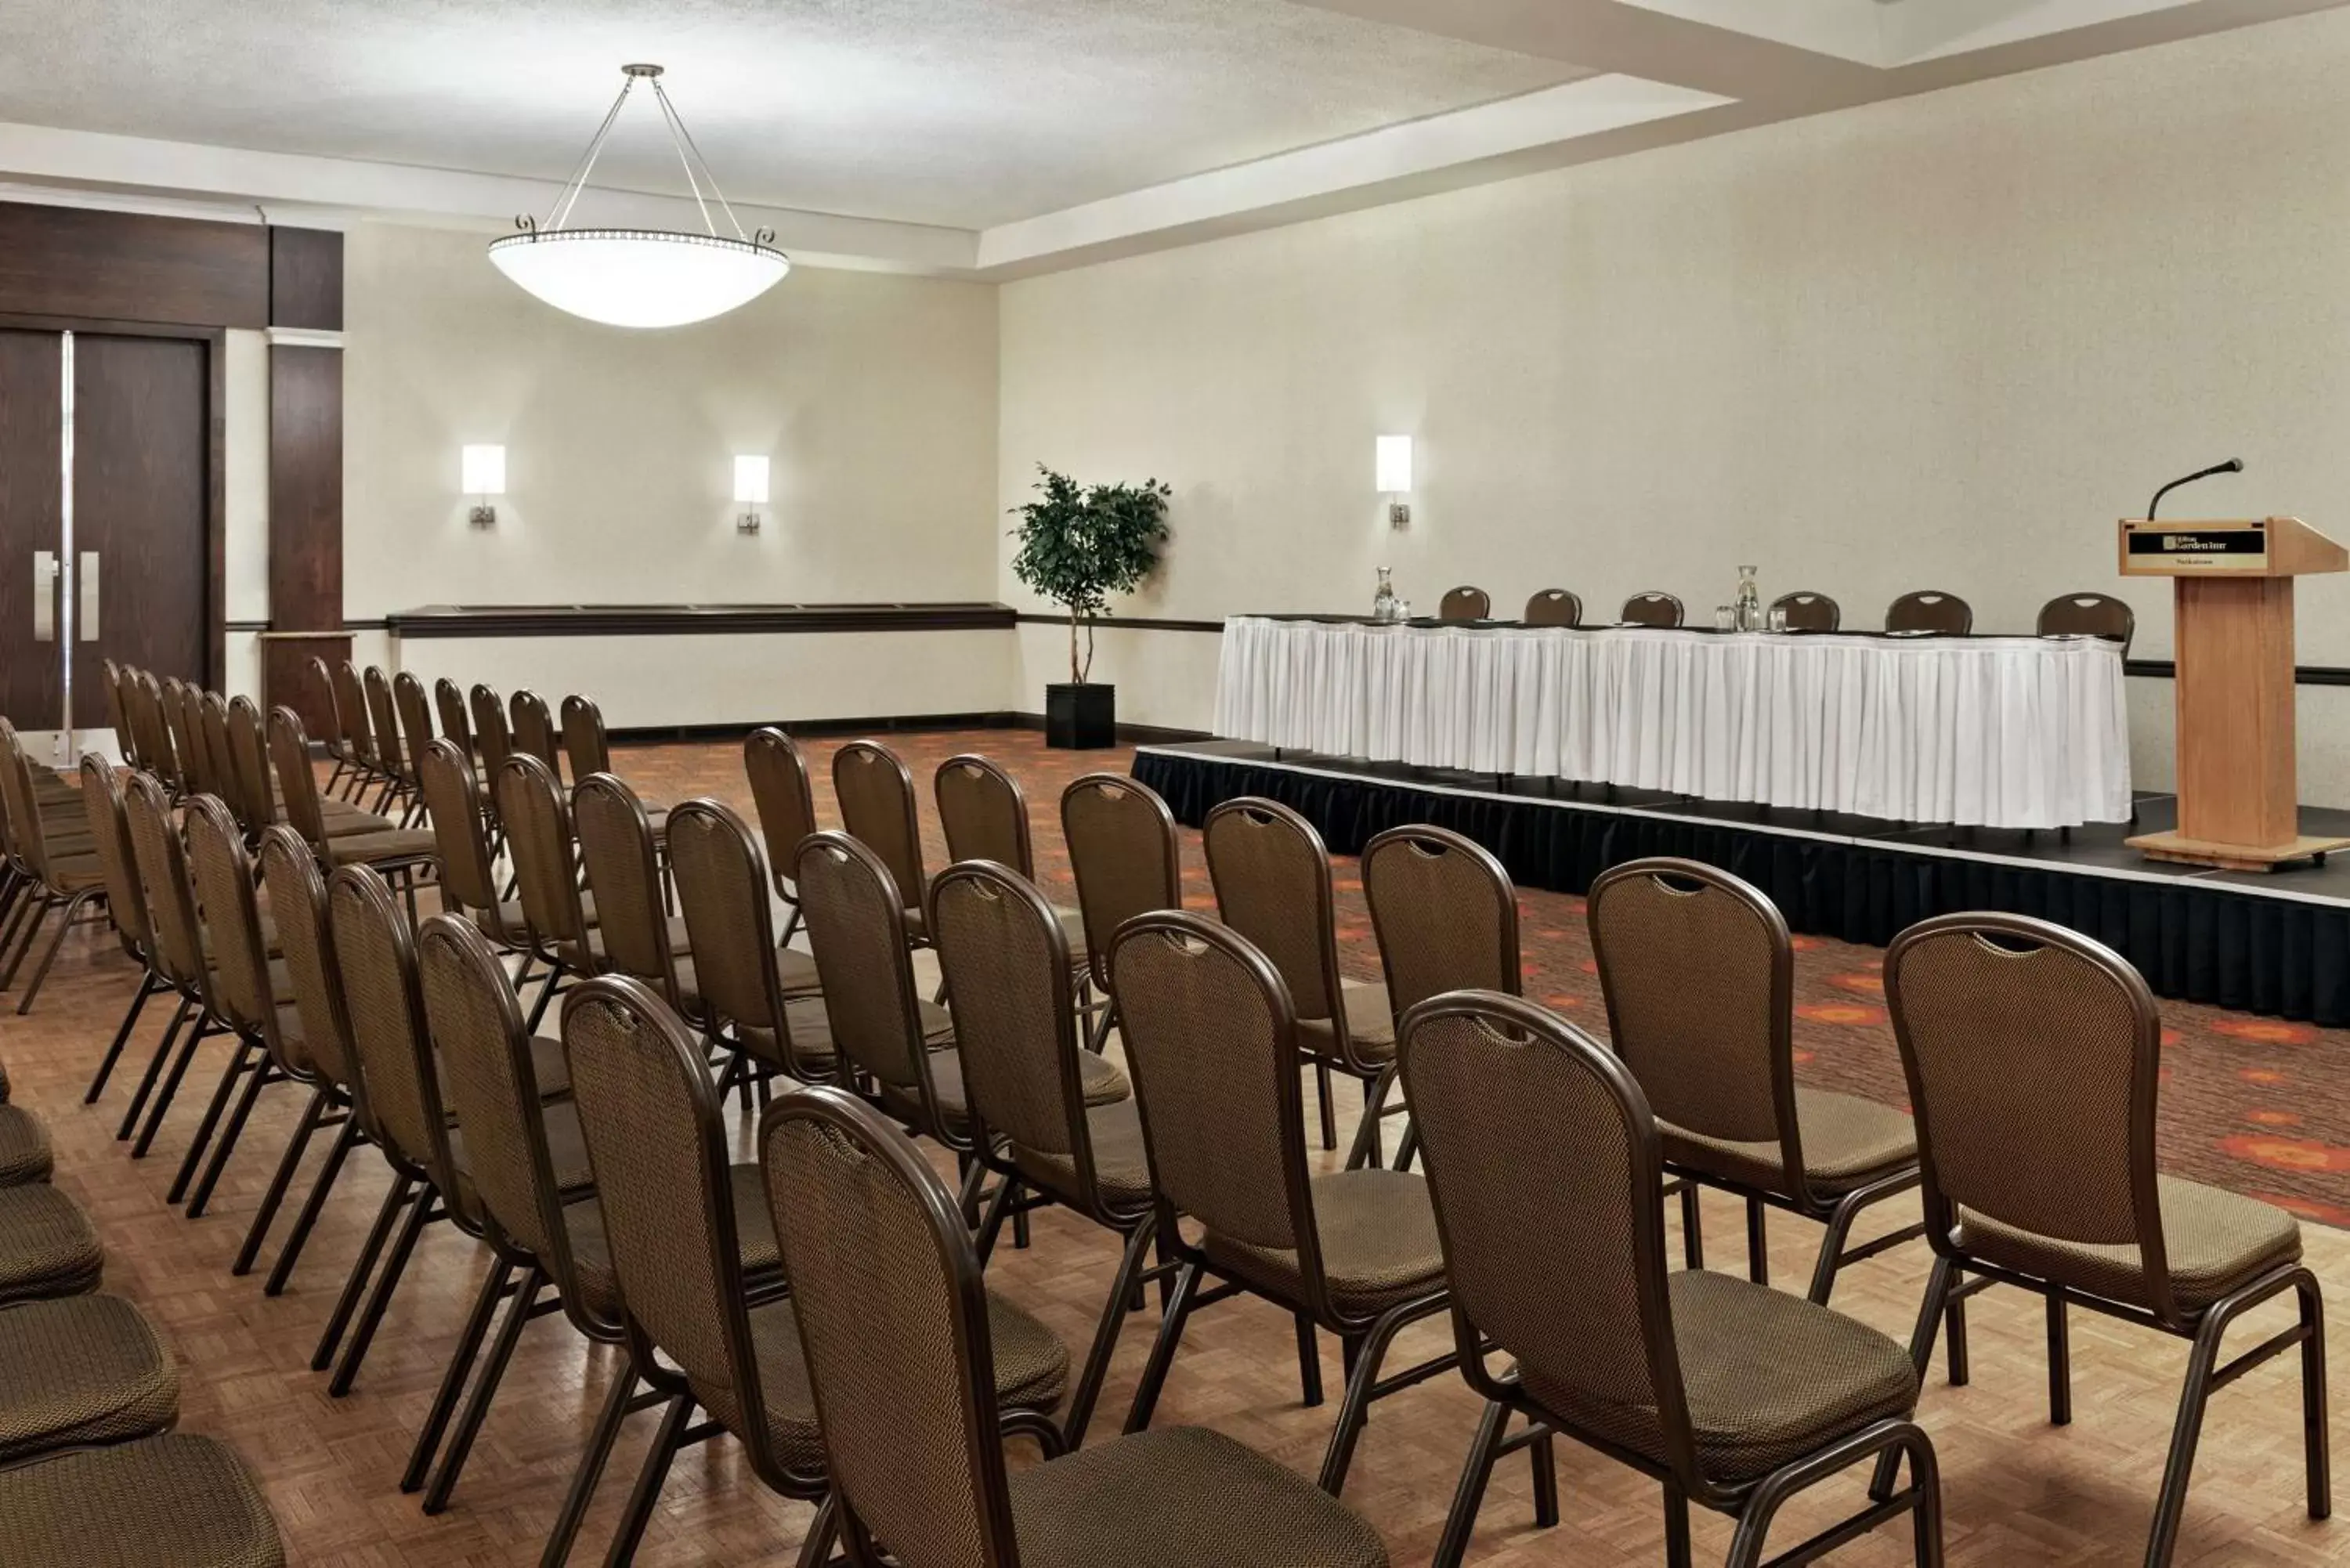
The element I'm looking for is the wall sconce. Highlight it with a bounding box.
[1376,435,1413,529]
[734,454,771,534]
[461,444,506,528]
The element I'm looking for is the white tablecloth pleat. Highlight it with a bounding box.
[1212,617,2132,830]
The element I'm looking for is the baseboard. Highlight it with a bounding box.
[608,711,1211,746]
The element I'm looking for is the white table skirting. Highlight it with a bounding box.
[1213,616,2133,829]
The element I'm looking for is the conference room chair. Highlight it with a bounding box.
[162,680,215,799]
[1770,591,1841,631]
[1587,858,1922,1301]
[743,726,819,945]
[1395,989,1942,1568]
[508,688,564,782]
[223,696,378,846]
[248,826,375,1295]
[1202,796,1394,1158]
[320,865,597,1408]
[392,672,443,822]
[2037,591,2136,653]
[561,695,671,833]
[266,709,439,895]
[935,752,1094,986]
[431,676,475,766]
[115,770,238,1161]
[125,670,182,795]
[362,667,425,823]
[831,738,938,952]
[1884,590,1972,635]
[561,974,1072,1565]
[417,739,552,970]
[176,797,314,1219]
[1109,909,1452,1496]
[570,771,694,1011]
[0,1082,49,1187]
[497,753,689,1035]
[0,1433,285,1567]
[332,660,390,806]
[415,916,788,1549]
[0,722,104,1013]
[1437,584,1492,621]
[1060,771,1184,1055]
[931,858,1173,1444]
[761,1082,1392,1568]
[1622,591,1686,627]
[75,757,170,1110]
[306,656,360,800]
[1522,587,1582,626]
[467,683,515,803]
[0,1292,177,1463]
[1359,824,1520,1167]
[98,657,132,765]
[0,1171,102,1304]
[796,833,1123,1206]
[1883,912,2326,1566]
[663,798,837,1096]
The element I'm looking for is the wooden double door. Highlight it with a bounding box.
[0,324,212,735]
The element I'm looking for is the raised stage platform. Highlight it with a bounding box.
[1132,739,2350,1027]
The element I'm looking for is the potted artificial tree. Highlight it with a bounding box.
[1010,465,1171,749]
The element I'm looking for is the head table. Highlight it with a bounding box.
[1212,614,2132,831]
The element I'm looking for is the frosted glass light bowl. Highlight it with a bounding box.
[488,229,790,329]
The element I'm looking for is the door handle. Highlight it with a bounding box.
[78,552,98,641]
[31,551,54,642]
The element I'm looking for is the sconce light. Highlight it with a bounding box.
[461,444,506,528]
[733,454,770,534]
[1376,435,1413,529]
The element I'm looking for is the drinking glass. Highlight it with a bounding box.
[1769,606,1788,634]
[1715,605,1736,631]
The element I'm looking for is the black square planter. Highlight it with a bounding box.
[1046,682,1116,749]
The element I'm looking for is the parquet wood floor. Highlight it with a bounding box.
[5,732,2346,1565]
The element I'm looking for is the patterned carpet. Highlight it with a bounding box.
[623,728,2350,1227]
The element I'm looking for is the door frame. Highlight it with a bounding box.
[0,312,227,696]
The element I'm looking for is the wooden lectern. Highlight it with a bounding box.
[2120,515,2350,871]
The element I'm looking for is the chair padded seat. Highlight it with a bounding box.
[36,855,106,894]
[0,1183,102,1304]
[323,829,437,866]
[776,941,822,998]
[735,995,846,1079]
[1523,1267,1918,1485]
[1958,1174,2303,1313]
[448,1100,596,1219]
[1009,1425,1389,1568]
[0,1432,284,1567]
[1203,1168,1444,1317]
[558,916,692,972]
[0,1105,55,1187]
[1662,1089,1917,1200]
[1296,979,1397,1067]
[742,1284,1068,1474]
[891,1042,1128,1136]
[1018,1095,1153,1210]
[564,1164,783,1321]
[0,1293,179,1463]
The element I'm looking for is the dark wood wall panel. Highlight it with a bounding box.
[269,228,343,331]
[0,203,269,328]
[266,344,344,737]
[0,329,64,727]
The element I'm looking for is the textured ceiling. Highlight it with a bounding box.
[0,0,1587,229]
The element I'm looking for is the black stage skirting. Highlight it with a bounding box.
[1132,744,2350,1027]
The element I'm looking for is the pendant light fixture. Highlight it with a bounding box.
[489,63,790,329]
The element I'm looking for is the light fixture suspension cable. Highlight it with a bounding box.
[545,72,641,233]
[649,78,748,241]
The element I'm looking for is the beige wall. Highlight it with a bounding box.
[999,9,2350,795]
[343,222,1000,721]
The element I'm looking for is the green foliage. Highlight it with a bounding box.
[1008,464,1171,683]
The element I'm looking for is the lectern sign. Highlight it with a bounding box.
[2117,515,2350,871]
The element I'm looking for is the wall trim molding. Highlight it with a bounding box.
[385,602,1017,638]
[1012,611,1227,634]
[608,711,1212,745]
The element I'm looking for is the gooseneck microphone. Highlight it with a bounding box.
[2147,458,2243,520]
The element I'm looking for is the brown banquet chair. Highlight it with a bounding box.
[1587,858,1922,1302]
[759,1081,1390,1568]
[560,975,1071,1565]
[362,667,420,823]
[1108,910,1453,1498]
[1060,771,1184,1055]
[935,753,1094,992]
[0,722,105,1013]
[743,726,819,945]
[2037,591,2135,653]
[1622,591,1685,628]
[1884,591,1972,635]
[1202,796,1394,1158]
[1884,912,2326,1566]
[1522,588,1582,627]
[74,756,167,1107]
[830,739,935,949]
[0,1433,285,1568]
[1437,585,1491,621]
[1770,591,1840,631]
[1397,989,1941,1568]
[432,677,475,764]
[509,688,563,782]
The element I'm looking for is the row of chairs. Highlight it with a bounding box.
[1442,584,2136,648]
